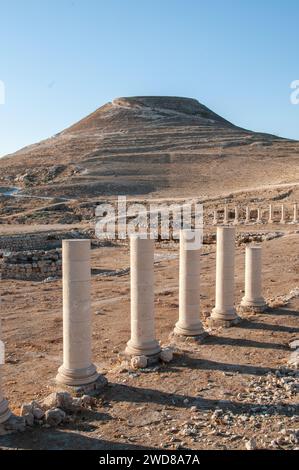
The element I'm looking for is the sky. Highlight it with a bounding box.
[0,0,298,157]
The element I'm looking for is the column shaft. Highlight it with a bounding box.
[0,319,11,424]
[211,226,239,322]
[241,245,266,312]
[233,206,239,225]
[223,205,229,224]
[245,206,250,224]
[56,240,98,386]
[174,230,206,337]
[256,208,262,224]
[212,210,218,225]
[280,204,286,224]
[125,237,160,357]
[293,203,298,223]
[268,204,273,223]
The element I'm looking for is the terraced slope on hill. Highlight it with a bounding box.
[1,96,298,198]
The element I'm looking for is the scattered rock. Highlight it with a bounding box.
[44,408,66,427]
[32,407,45,420]
[245,438,257,450]
[289,340,299,350]
[131,355,148,369]
[160,348,173,363]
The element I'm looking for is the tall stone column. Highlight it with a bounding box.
[56,240,101,388]
[223,205,229,224]
[256,208,262,224]
[280,204,286,224]
[240,245,267,312]
[210,226,240,327]
[0,319,11,424]
[245,206,250,224]
[268,204,274,224]
[174,230,207,339]
[292,203,298,224]
[125,236,161,357]
[212,210,218,225]
[233,206,239,225]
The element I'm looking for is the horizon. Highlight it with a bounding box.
[1,0,299,157]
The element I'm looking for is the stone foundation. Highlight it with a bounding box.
[0,249,62,281]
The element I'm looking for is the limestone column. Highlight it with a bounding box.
[210,226,240,326]
[240,245,267,312]
[56,240,99,386]
[174,230,207,338]
[256,208,263,224]
[212,210,218,225]
[0,319,11,424]
[292,203,298,224]
[0,376,10,425]
[280,204,286,224]
[233,206,239,225]
[125,236,161,357]
[223,205,229,224]
[268,204,274,224]
[245,206,250,224]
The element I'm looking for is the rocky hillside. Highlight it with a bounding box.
[1,96,298,198]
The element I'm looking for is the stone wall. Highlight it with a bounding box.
[0,230,89,254]
[0,249,62,281]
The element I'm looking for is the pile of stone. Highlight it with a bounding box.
[20,392,95,428]
[0,391,96,435]
[289,339,299,369]
[0,249,62,281]
[236,231,283,245]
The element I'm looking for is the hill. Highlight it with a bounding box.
[0,96,298,198]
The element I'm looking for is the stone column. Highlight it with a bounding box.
[256,208,262,224]
[0,319,11,424]
[233,206,239,225]
[210,227,240,326]
[223,205,229,224]
[292,203,298,224]
[240,245,267,312]
[212,210,218,225]
[125,236,161,357]
[174,230,207,339]
[56,240,100,388]
[268,204,274,224]
[280,204,286,224]
[245,206,250,224]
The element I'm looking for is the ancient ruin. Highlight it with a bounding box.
[56,240,104,390]
[210,226,240,327]
[174,230,207,339]
[240,245,267,313]
[125,236,161,359]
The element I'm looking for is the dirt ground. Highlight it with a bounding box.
[0,227,298,450]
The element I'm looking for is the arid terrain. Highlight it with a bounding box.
[1,96,299,199]
[0,96,298,450]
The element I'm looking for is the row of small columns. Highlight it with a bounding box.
[213,203,298,225]
[0,229,267,423]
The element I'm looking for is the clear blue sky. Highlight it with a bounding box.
[0,0,298,157]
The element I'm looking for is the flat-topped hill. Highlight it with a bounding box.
[1,96,298,198]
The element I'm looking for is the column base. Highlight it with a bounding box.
[125,339,161,358]
[56,363,100,387]
[0,399,11,425]
[170,330,208,344]
[173,321,208,338]
[240,298,267,313]
[209,308,241,328]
